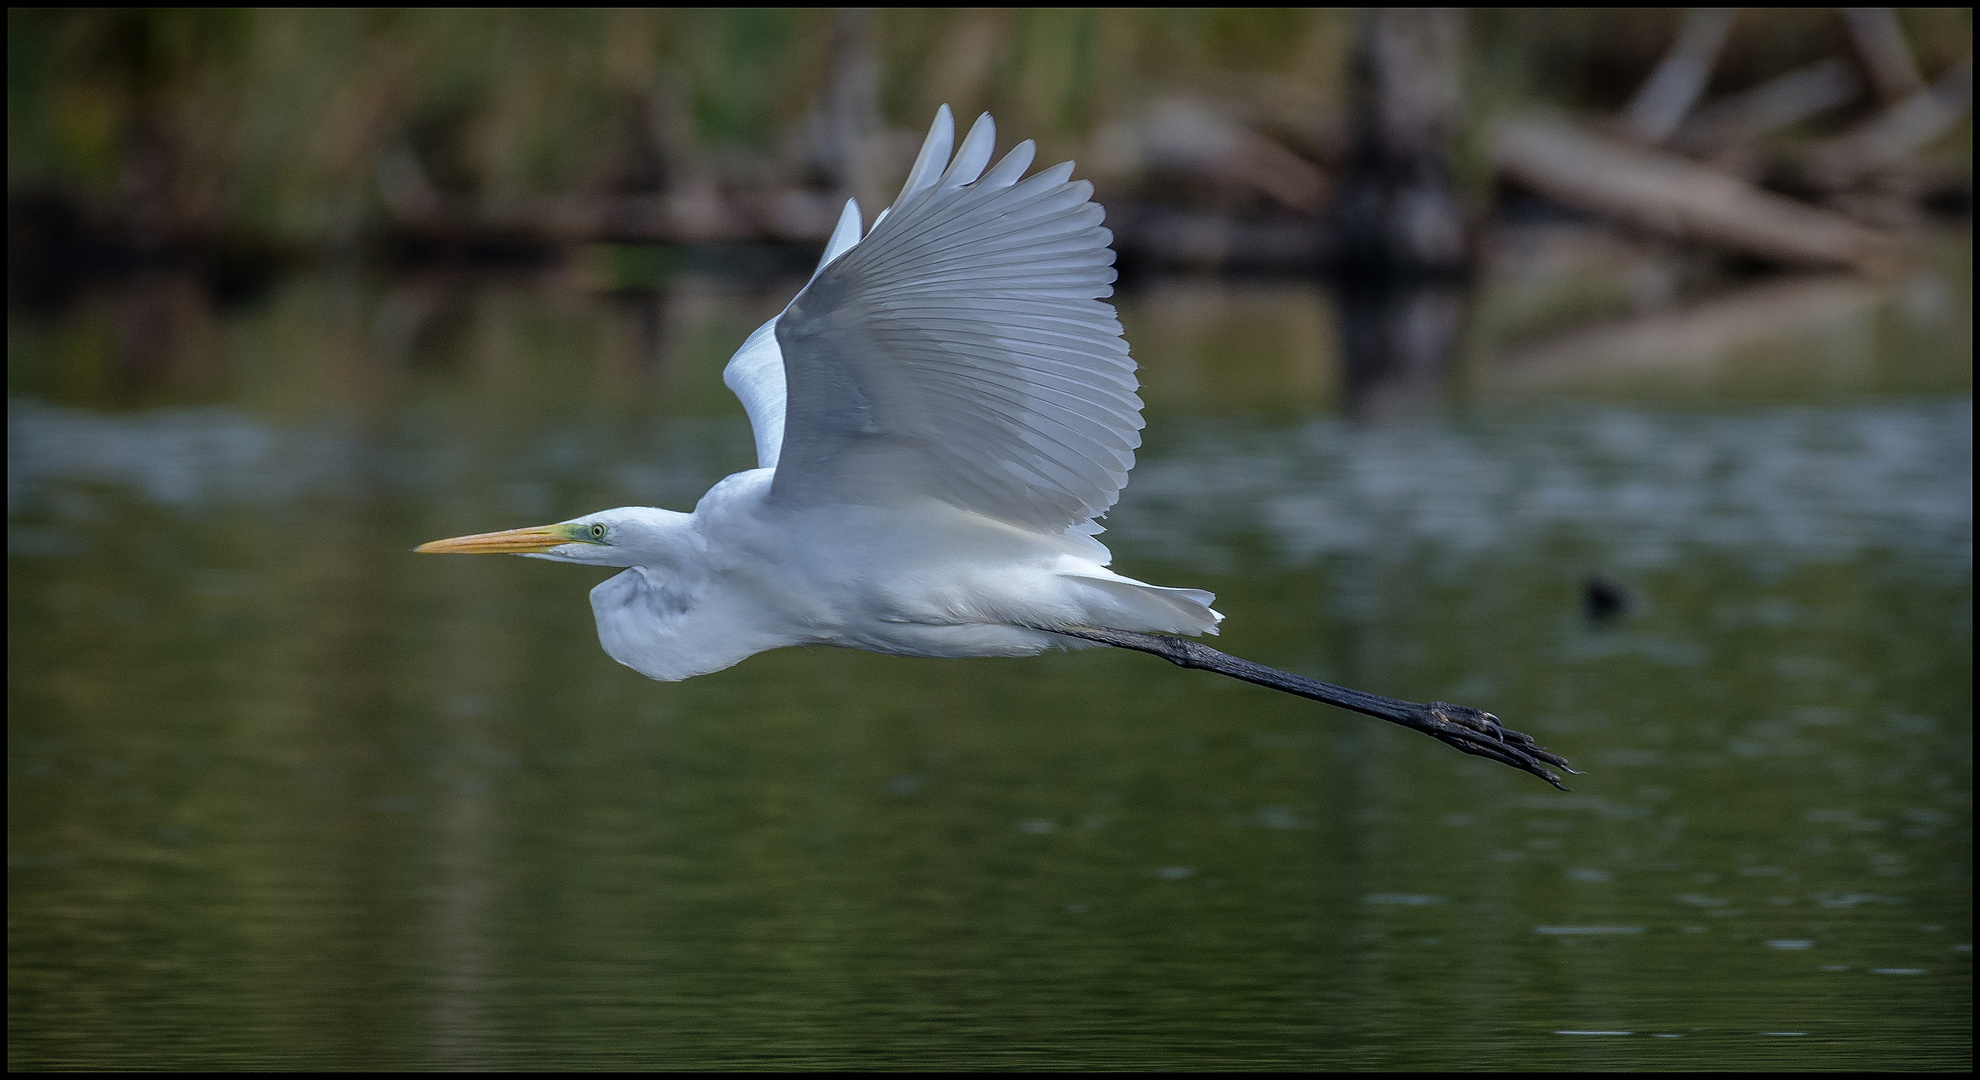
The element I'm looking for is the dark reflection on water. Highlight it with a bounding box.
[7,266,1972,1069]
[1336,281,1464,420]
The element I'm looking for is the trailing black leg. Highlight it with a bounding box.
[1055,625,1576,790]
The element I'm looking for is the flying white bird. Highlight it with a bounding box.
[418,106,1572,787]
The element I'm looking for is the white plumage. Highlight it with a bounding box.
[417,106,1577,789]
[420,106,1221,682]
[741,108,1141,532]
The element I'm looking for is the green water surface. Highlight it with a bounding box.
[8,255,1972,1069]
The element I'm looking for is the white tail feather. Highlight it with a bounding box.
[1063,574,1222,636]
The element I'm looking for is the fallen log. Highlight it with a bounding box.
[1621,7,1737,144]
[1492,116,1905,275]
[1674,58,1860,156]
[1802,54,1973,191]
[1843,7,1927,105]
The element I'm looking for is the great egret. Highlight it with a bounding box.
[418,106,1573,788]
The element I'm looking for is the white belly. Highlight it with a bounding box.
[595,472,1219,681]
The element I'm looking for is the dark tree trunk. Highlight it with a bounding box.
[1331,8,1470,281]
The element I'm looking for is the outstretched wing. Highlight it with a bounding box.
[769,106,1143,531]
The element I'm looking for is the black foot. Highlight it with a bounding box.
[1407,702,1578,791]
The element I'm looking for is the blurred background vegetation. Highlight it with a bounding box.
[7,8,1970,286]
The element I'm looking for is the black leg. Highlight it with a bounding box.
[1055,625,1577,790]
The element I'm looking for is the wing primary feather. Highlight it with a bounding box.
[772,109,1148,531]
[860,218,1114,276]
[878,217,1110,273]
[903,169,1089,243]
[899,379,1137,475]
[891,236,1115,274]
[859,364,1137,479]
[848,177,1096,265]
[813,199,864,278]
[894,104,955,208]
[978,140,1036,189]
[938,113,996,189]
[852,156,1078,261]
[900,350,1141,430]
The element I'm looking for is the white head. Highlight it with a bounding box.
[415,506,700,569]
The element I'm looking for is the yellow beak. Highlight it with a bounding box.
[414,523,585,554]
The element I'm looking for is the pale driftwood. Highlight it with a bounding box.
[1492,117,1905,275]
[1843,8,1927,105]
[1674,59,1860,155]
[1621,8,1737,144]
[1088,97,1330,213]
[1803,55,1973,191]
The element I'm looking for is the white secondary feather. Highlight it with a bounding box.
[764,106,1145,532]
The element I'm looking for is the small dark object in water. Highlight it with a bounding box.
[1585,574,1635,621]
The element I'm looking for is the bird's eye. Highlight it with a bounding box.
[589,523,608,541]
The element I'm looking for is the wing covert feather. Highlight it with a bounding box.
[722,318,786,469]
[721,198,867,470]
